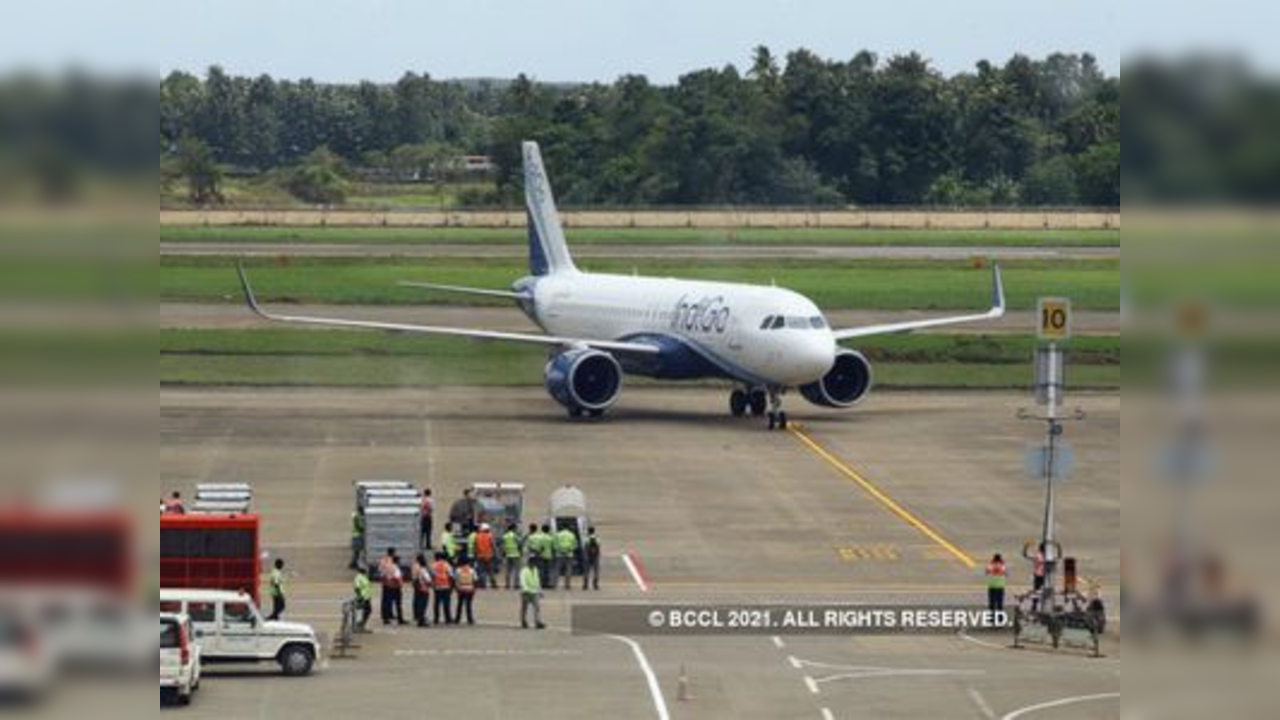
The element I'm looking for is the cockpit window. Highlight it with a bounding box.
[759,316,774,330]
[809,316,827,329]
[770,316,785,330]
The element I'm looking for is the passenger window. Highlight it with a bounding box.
[771,316,785,330]
[223,602,255,628]
[759,316,774,330]
[188,602,216,623]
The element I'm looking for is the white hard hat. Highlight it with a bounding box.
[480,523,491,531]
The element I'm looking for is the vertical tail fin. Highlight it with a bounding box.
[523,141,577,276]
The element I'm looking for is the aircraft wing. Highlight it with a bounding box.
[235,264,659,356]
[397,280,530,300]
[831,264,1006,341]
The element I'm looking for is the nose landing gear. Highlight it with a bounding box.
[764,387,788,431]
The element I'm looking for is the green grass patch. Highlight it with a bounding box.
[161,257,1121,311]
[161,225,1120,248]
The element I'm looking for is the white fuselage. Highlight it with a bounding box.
[522,272,837,387]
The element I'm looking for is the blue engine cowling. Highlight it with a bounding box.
[544,348,624,414]
[799,349,873,408]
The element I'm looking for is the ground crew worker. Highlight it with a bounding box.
[470,523,499,589]
[554,525,578,590]
[163,491,186,514]
[411,553,432,627]
[519,560,545,630]
[502,523,524,590]
[267,558,287,620]
[454,558,478,625]
[582,526,601,591]
[536,524,555,589]
[986,553,1008,613]
[348,509,365,570]
[378,548,406,626]
[420,488,434,550]
[441,522,459,564]
[430,552,455,625]
[1030,543,1047,611]
[353,568,373,631]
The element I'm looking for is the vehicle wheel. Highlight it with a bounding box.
[748,390,767,416]
[279,645,315,676]
[178,688,193,706]
[729,390,747,417]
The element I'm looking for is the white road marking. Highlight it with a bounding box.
[814,668,984,684]
[788,655,802,670]
[968,687,997,720]
[804,676,820,695]
[393,648,583,657]
[621,551,651,593]
[1001,693,1120,720]
[820,708,835,720]
[771,635,785,649]
[957,630,1008,651]
[607,633,670,720]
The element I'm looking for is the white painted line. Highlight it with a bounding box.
[621,551,651,593]
[607,633,670,720]
[968,688,996,720]
[1001,693,1120,720]
[788,655,802,670]
[804,676,820,695]
[820,708,835,720]
[957,630,1008,651]
[771,635,785,649]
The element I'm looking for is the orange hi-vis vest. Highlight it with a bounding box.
[986,560,1007,589]
[380,557,403,589]
[431,560,452,590]
[474,531,494,560]
[455,565,477,594]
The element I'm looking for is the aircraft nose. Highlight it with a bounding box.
[793,334,836,382]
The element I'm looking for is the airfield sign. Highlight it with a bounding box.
[1037,297,1072,342]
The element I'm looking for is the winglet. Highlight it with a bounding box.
[235,261,270,321]
[990,263,1006,317]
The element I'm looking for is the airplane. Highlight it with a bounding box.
[236,141,1005,430]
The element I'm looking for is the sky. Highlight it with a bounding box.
[1,1,1276,83]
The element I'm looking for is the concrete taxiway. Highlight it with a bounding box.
[160,386,1120,719]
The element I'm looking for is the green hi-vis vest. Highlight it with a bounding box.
[555,529,577,556]
[354,573,373,600]
[502,531,521,559]
[520,566,541,594]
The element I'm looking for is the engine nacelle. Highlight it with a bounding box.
[544,348,624,414]
[799,349,873,408]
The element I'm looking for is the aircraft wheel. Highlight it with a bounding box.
[748,389,768,416]
[777,412,789,430]
[729,390,748,417]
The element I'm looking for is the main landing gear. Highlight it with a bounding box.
[729,387,768,418]
[729,386,787,430]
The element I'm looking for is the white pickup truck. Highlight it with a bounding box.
[159,612,201,705]
[158,589,320,676]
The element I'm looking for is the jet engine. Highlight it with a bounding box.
[544,348,624,416]
[799,349,873,408]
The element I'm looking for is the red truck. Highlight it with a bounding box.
[160,513,261,604]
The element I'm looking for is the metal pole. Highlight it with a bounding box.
[1041,343,1059,608]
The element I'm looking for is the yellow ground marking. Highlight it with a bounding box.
[788,424,977,570]
[835,544,900,562]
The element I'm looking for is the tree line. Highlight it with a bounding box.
[161,47,1120,207]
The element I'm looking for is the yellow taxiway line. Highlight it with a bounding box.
[788,424,977,570]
